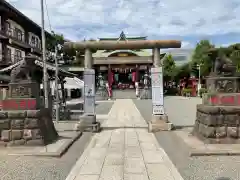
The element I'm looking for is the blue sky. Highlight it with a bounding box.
[6,0,240,48]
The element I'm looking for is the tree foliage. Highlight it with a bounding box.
[163,54,176,80]
[173,63,191,82]
[228,43,240,71]
[46,31,75,64]
[162,39,240,83]
[191,40,215,77]
[46,31,65,52]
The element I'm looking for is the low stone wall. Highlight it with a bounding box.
[0,109,58,146]
[193,104,240,144]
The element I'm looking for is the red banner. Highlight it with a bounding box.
[0,99,37,110]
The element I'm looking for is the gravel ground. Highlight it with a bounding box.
[133,96,240,180]
[0,102,114,180]
[0,132,93,180]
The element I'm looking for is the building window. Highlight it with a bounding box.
[5,22,11,36]
[30,35,41,49]
[31,36,36,46]
[7,48,11,61]
[36,38,39,48]
[15,49,22,62]
[15,28,23,41]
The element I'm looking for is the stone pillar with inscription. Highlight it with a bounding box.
[193,55,240,143]
[148,48,173,132]
[0,56,58,146]
[75,49,100,132]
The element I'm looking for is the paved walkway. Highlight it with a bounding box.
[66,99,184,180]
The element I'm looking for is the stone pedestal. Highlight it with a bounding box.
[193,75,240,144]
[74,114,100,132]
[148,114,173,132]
[193,104,240,144]
[0,80,58,146]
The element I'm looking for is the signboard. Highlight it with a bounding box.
[84,69,95,114]
[151,67,164,115]
[10,86,32,98]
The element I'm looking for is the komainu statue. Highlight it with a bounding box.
[10,55,37,83]
[213,55,236,75]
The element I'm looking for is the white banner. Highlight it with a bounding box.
[151,67,164,115]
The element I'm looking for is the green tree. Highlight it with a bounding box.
[191,40,215,76]
[163,54,176,81]
[228,43,240,71]
[174,63,191,82]
[46,31,76,64]
[46,31,65,52]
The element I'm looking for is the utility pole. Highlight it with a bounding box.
[40,0,49,108]
[55,45,60,122]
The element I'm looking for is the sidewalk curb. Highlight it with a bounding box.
[65,134,96,180]
[8,132,82,157]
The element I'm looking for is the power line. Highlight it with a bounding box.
[44,0,52,32]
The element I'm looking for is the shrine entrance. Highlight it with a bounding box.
[63,39,181,101]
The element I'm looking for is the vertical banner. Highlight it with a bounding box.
[151,67,164,115]
[84,69,95,114]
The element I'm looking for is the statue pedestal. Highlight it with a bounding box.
[148,114,173,132]
[0,80,58,146]
[193,76,240,144]
[193,103,240,144]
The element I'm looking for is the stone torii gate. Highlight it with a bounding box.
[64,39,181,132]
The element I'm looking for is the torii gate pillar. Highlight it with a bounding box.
[148,48,173,132]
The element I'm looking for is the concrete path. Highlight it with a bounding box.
[164,96,202,126]
[66,99,184,180]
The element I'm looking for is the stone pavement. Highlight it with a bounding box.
[66,99,183,180]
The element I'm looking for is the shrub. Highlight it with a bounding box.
[182,88,192,96]
[199,88,207,97]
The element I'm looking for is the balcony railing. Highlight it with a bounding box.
[29,42,42,50]
[6,27,25,43]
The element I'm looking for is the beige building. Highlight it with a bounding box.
[0,0,50,68]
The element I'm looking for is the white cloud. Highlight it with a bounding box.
[5,0,240,41]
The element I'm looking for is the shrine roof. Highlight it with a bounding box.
[98,37,147,41]
[0,59,76,78]
[93,49,151,57]
[98,31,147,41]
